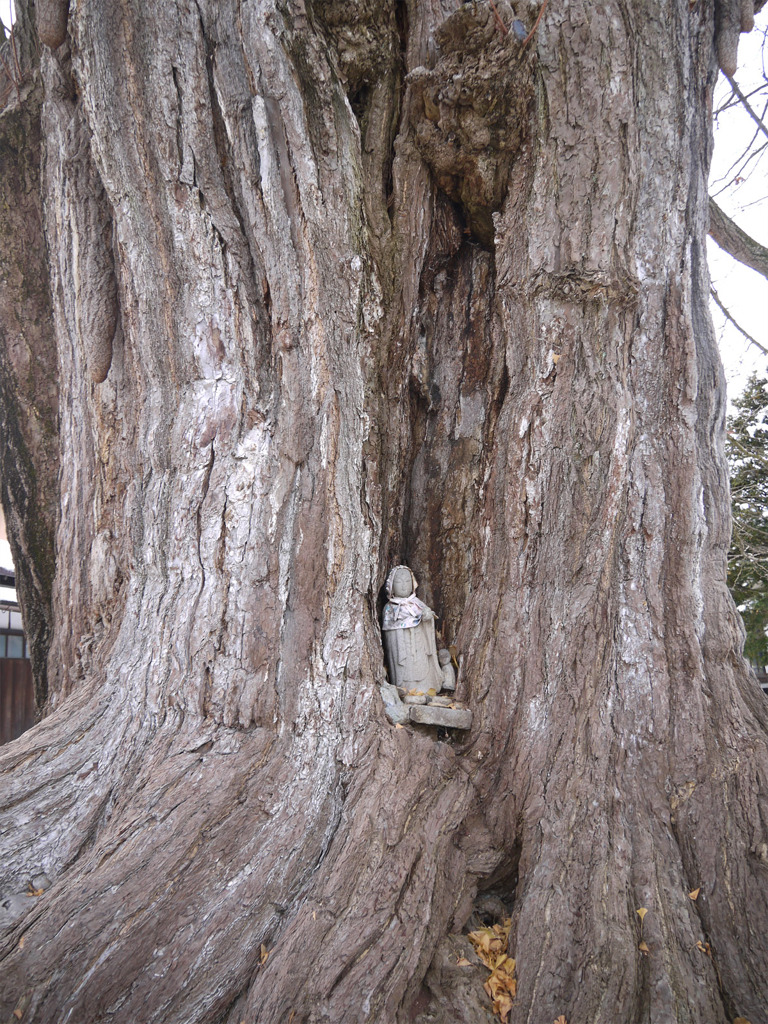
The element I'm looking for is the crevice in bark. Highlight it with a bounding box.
[472,840,522,925]
[309,0,403,245]
[171,64,186,174]
[348,83,370,126]
[492,355,510,420]
[199,16,252,274]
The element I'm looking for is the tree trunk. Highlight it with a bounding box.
[1,1,767,1022]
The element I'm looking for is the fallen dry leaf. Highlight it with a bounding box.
[13,1011,22,1021]
[733,1018,753,1024]
[696,941,712,957]
[688,888,701,900]
[18,936,25,950]
[554,1017,568,1024]
[25,886,43,898]
[427,688,437,696]
[491,991,514,1023]
[260,943,269,964]
[636,907,648,923]
[395,723,404,729]
[456,956,472,967]
[552,353,561,365]
[468,921,516,1022]
[468,928,493,959]
[638,941,650,953]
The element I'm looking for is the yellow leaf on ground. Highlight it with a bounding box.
[638,941,650,953]
[13,1011,22,1021]
[468,919,515,1021]
[636,907,648,922]
[468,928,493,955]
[552,353,561,365]
[260,943,269,964]
[456,957,472,967]
[688,887,701,900]
[18,936,25,949]
[493,992,514,1023]
[395,723,404,729]
[554,1017,568,1024]
[427,688,437,696]
[696,941,712,956]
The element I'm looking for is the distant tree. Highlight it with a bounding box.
[727,373,768,663]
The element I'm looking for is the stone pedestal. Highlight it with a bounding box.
[408,704,473,730]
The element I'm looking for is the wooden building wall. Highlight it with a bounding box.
[0,658,35,745]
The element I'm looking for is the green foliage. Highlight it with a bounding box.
[727,373,768,665]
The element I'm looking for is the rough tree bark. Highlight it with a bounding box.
[1,1,767,1022]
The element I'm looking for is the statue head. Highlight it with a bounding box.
[386,565,417,600]
[392,567,414,598]
[438,649,451,665]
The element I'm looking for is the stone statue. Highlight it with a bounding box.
[438,648,456,692]
[382,565,445,693]
[379,564,472,731]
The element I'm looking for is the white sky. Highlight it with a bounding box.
[0,0,765,406]
[709,10,768,409]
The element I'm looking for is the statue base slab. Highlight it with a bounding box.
[408,705,473,730]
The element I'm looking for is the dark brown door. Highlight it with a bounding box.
[0,658,35,745]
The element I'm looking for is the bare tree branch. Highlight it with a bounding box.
[522,0,549,47]
[709,197,768,278]
[725,73,768,140]
[488,0,508,36]
[711,285,768,355]
[711,139,768,196]
[715,80,768,118]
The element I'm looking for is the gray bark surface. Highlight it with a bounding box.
[0,1,767,1023]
